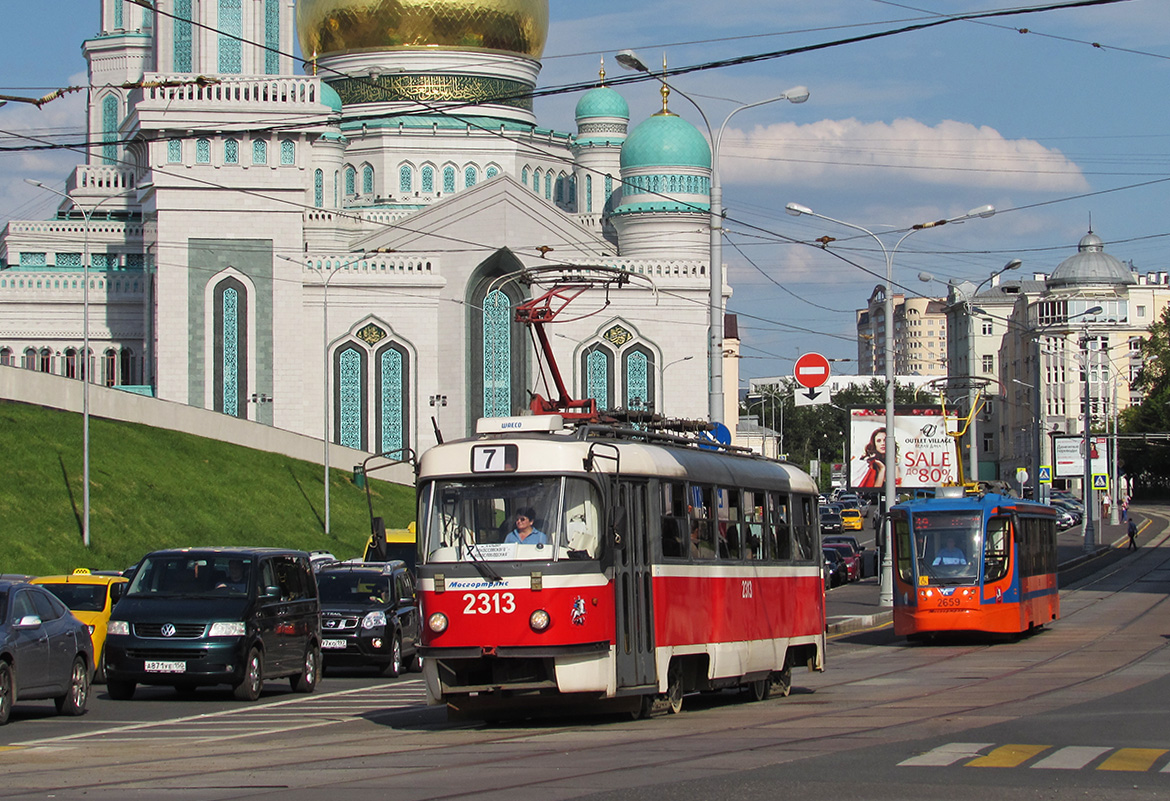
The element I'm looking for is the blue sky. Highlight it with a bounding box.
[2,0,1168,382]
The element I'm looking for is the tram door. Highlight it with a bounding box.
[613,481,656,690]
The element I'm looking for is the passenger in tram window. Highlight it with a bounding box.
[723,525,741,560]
[505,507,548,545]
[932,536,968,566]
[661,518,685,557]
[690,520,715,560]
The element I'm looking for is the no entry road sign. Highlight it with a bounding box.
[794,352,831,389]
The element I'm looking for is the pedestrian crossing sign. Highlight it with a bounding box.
[1092,474,1109,491]
[1038,466,1052,484]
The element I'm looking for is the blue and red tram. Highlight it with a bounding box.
[889,489,1060,637]
[414,415,826,718]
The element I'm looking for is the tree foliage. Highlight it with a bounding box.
[1119,306,1170,495]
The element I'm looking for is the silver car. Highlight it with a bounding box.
[0,581,94,725]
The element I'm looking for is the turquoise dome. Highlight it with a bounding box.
[575,86,629,121]
[320,81,344,113]
[621,113,710,170]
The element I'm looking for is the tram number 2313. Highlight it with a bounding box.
[463,592,517,615]
[742,580,754,599]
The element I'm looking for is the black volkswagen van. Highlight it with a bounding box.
[104,548,321,701]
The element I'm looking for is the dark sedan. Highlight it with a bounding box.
[820,509,844,536]
[0,581,93,725]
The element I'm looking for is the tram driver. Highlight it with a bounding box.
[505,507,549,546]
[932,536,968,567]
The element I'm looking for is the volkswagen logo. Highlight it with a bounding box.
[160,623,177,638]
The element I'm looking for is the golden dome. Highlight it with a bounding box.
[297,0,549,60]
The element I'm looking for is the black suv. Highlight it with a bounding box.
[316,561,420,677]
[104,548,322,701]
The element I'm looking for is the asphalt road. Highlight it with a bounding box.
[2,505,1169,801]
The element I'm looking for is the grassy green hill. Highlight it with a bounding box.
[0,400,415,576]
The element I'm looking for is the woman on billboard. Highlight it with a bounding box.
[853,427,887,488]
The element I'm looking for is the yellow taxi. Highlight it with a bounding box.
[839,508,864,531]
[32,569,128,683]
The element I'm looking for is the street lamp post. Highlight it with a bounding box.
[785,202,996,606]
[25,179,134,547]
[657,354,694,412]
[616,49,808,424]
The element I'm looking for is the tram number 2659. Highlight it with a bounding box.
[463,592,516,615]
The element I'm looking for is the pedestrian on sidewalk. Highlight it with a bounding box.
[1102,494,1111,521]
[1121,496,1129,522]
[1127,518,1138,551]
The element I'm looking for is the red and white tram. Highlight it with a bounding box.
[415,415,825,719]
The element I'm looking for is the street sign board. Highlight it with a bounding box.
[1038,465,1052,485]
[795,388,830,407]
[1053,435,1107,478]
[794,352,831,389]
[1092,473,1109,491]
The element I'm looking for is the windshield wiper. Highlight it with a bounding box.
[465,539,503,583]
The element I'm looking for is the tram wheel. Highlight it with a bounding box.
[665,663,684,714]
[629,694,654,721]
[747,678,770,702]
[770,664,792,698]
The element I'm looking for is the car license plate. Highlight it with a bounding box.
[144,660,186,673]
[321,639,347,650]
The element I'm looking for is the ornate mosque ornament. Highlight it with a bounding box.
[357,323,388,345]
[604,324,633,347]
[328,73,533,110]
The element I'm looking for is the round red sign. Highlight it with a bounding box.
[793,352,831,389]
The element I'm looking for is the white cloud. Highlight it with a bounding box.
[717,117,1090,193]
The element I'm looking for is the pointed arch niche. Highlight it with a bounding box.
[204,269,257,418]
[329,319,413,455]
[467,250,528,424]
[580,321,660,412]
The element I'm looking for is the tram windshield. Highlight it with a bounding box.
[419,477,603,563]
[911,511,982,584]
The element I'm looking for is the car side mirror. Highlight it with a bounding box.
[263,585,281,598]
[110,583,126,603]
[15,614,42,630]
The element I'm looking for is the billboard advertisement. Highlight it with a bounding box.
[1053,435,1108,478]
[850,407,957,490]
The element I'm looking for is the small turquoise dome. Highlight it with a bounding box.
[575,86,629,121]
[621,112,711,170]
[320,81,343,113]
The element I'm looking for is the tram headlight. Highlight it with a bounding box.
[428,612,449,634]
[529,609,551,632]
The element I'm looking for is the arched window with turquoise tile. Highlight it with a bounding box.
[421,166,434,193]
[218,0,243,74]
[586,175,593,213]
[443,166,456,193]
[114,0,124,29]
[214,277,248,418]
[482,289,512,418]
[264,0,281,74]
[521,166,529,187]
[533,168,542,193]
[544,172,552,199]
[344,165,356,196]
[251,139,267,165]
[376,342,410,457]
[167,138,182,163]
[605,174,614,205]
[465,166,477,188]
[224,139,239,164]
[581,344,614,412]
[173,0,193,72]
[280,139,295,165]
[623,346,655,412]
[101,95,119,165]
[334,343,366,449]
[362,164,374,195]
[486,165,499,179]
[399,165,412,193]
[196,138,211,164]
[334,171,339,207]
[314,169,323,207]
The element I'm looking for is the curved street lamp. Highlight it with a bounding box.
[785,201,998,606]
[617,49,808,424]
[24,179,135,547]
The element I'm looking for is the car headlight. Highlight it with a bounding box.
[209,621,246,637]
[427,612,448,633]
[87,625,95,635]
[362,611,387,630]
[107,620,129,636]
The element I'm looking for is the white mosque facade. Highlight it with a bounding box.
[0,0,732,455]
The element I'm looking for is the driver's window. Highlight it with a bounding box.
[985,516,1011,582]
[893,514,913,583]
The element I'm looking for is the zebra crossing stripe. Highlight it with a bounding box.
[966,744,1051,768]
[1098,749,1168,772]
[898,743,994,766]
[1032,746,1111,770]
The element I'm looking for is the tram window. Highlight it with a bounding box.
[769,492,790,560]
[564,479,602,559]
[793,496,816,561]
[892,513,913,583]
[742,491,765,560]
[720,489,743,560]
[690,486,716,560]
[661,483,687,559]
[985,516,1010,582]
